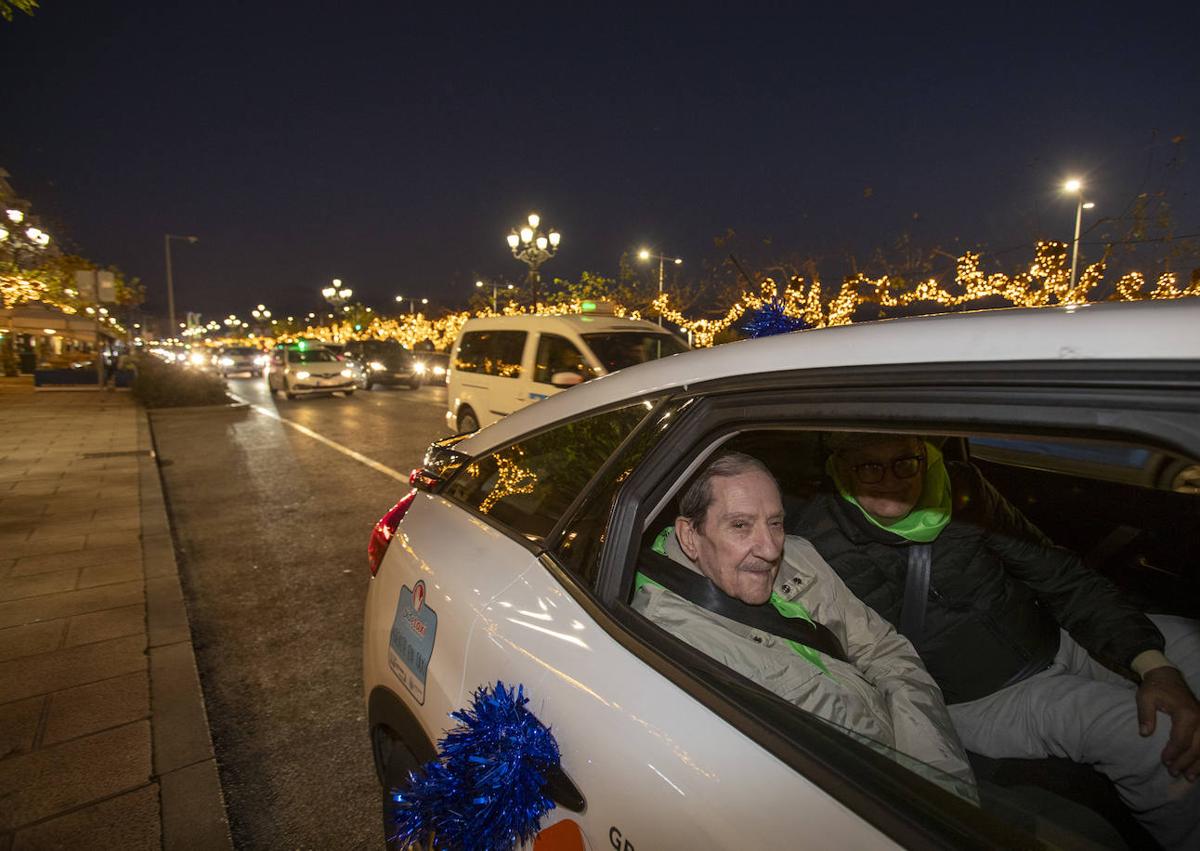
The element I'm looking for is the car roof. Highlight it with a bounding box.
[459,313,671,335]
[455,301,1200,454]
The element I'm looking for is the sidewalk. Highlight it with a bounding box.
[0,383,231,850]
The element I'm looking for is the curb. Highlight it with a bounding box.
[137,407,234,850]
[146,401,250,417]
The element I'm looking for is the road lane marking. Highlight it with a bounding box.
[229,393,410,483]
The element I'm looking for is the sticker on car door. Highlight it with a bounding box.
[388,580,438,704]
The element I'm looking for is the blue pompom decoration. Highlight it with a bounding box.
[390,682,560,851]
[742,299,809,338]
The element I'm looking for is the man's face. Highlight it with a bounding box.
[836,436,926,523]
[676,470,785,605]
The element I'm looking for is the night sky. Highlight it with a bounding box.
[3,2,1199,323]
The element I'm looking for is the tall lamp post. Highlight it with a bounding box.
[1062,179,1096,291]
[164,234,198,336]
[395,295,429,315]
[637,248,683,326]
[321,279,353,312]
[506,213,560,305]
[475,279,514,312]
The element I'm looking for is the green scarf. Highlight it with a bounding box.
[829,440,951,543]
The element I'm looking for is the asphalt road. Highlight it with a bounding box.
[150,376,453,849]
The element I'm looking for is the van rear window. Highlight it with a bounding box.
[456,331,526,377]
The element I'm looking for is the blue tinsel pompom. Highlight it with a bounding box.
[743,299,809,338]
[390,682,560,851]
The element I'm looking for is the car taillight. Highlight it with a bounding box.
[367,491,417,576]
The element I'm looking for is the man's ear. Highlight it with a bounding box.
[675,516,701,562]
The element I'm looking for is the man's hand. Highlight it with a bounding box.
[1136,666,1200,781]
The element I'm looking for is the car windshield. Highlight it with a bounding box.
[289,348,337,363]
[581,332,688,373]
[225,347,259,356]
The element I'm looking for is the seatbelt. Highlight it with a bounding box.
[637,549,849,663]
[901,544,933,641]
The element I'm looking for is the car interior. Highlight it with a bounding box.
[630,426,1200,849]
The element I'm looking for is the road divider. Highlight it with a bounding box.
[229,393,410,482]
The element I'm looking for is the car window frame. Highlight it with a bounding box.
[538,359,1200,850]
[436,396,669,554]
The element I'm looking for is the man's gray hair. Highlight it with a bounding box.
[678,451,778,533]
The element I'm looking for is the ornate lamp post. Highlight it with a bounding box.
[475,279,515,312]
[164,234,198,336]
[1062,179,1096,291]
[321,279,353,311]
[637,248,683,326]
[506,213,560,305]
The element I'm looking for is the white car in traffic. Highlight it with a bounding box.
[364,301,1200,849]
[266,342,355,399]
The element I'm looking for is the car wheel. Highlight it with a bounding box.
[344,389,355,397]
[364,377,374,390]
[408,377,421,390]
[457,408,480,433]
[253,370,262,378]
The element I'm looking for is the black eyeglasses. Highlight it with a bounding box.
[848,454,925,484]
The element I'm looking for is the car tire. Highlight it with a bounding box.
[344,389,355,397]
[364,377,374,391]
[457,408,480,433]
[408,378,421,391]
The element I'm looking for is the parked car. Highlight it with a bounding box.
[343,340,422,391]
[412,351,449,385]
[445,307,688,433]
[216,345,267,377]
[363,301,1200,849]
[266,342,355,399]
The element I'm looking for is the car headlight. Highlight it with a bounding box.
[369,361,385,371]
[189,353,207,365]
[255,355,268,365]
[176,353,188,363]
[432,365,445,376]
[219,357,234,366]
[340,368,353,378]
[295,370,311,379]
[414,362,427,374]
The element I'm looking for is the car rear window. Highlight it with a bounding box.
[443,402,650,540]
[455,330,526,378]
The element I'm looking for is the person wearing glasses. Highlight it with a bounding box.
[787,432,1199,849]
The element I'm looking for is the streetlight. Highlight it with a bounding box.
[321,279,353,308]
[1062,179,1096,291]
[164,234,199,336]
[475,279,515,312]
[395,295,429,315]
[637,248,683,326]
[507,212,561,305]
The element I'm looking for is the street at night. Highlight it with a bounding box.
[4,3,1200,850]
[149,380,448,848]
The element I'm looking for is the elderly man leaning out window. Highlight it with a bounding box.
[632,451,976,800]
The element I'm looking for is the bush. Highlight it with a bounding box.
[132,354,233,408]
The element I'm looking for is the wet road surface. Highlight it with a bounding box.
[150,377,453,849]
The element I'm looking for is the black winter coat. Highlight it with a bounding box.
[788,462,1164,704]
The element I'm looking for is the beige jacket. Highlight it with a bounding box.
[633,530,975,792]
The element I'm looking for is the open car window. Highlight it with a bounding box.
[619,420,1199,849]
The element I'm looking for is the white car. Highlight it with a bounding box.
[363,301,1200,849]
[266,342,355,399]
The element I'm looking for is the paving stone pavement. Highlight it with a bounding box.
[0,384,231,849]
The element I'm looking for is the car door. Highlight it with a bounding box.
[441,399,898,849]
[527,333,593,405]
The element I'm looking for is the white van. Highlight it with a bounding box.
[445,309,688,432]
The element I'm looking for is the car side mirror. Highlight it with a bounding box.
[550,371,586,388]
